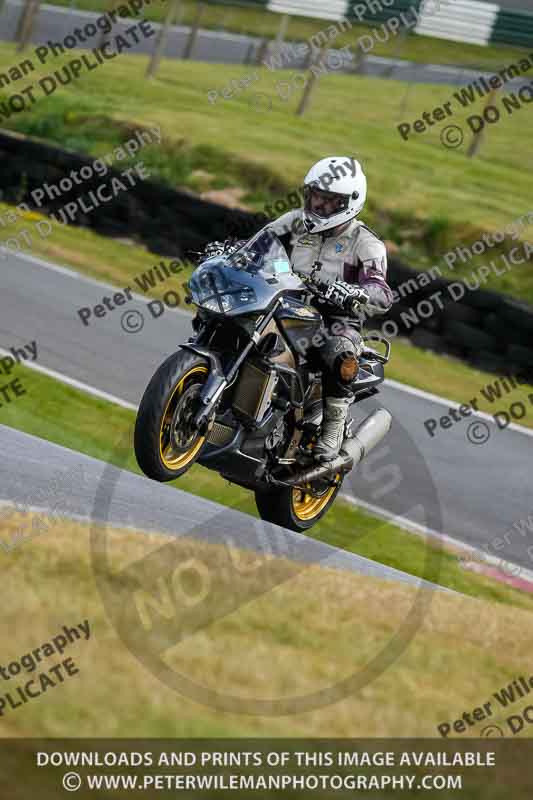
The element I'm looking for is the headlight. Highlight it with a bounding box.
[199,288,256,313]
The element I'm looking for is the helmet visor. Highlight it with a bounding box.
[303,185,351,220]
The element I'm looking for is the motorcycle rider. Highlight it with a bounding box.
[206,156,393,462]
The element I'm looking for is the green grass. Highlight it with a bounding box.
[3,358,533,612]
[45,0,533,70]
[1,42,532,301]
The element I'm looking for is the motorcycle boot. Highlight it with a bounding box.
[313,396,352,462]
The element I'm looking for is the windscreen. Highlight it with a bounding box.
[227,228,291,276]
[188,264,258,314]
[188,230,293,314]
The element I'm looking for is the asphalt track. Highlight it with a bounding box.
[0,421,448,590]
[0,250,531,571]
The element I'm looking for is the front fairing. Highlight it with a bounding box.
[188,231,304,317]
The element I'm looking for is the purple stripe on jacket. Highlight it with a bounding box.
[344,261,393,314]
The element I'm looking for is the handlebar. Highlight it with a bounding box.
[295,270,365,315]
[295,270,329,297]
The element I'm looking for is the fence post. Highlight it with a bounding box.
[146,0,180,78]
[243,41,255,65]
[296,47,324,117]
[353,41,366,75]
[302,43,314,70]
[16,0,41,52]
[398,80,414,118]
[182,1,205,60]
[255,34,270,68]
[384,25,409,77]
[467,87,499,158]
[275,13,290,45]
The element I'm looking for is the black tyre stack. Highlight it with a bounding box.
[383,257,533,380]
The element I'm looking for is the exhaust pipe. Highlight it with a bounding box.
[285,408,392,486]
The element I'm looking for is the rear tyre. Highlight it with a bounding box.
[134,350,211,482]
[254,475,342,532]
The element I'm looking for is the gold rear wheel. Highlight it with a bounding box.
[292,478,339,522]
[255,474,342,532]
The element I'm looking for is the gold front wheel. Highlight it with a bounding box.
[134,351,211,482]
[159,366,209,471]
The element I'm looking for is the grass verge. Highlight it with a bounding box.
[0,44,532,301]
[0,200,196,294]
[0,510,532,749]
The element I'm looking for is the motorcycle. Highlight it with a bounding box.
[134,229,392,532]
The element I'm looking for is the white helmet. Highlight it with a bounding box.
[302,156,367,235]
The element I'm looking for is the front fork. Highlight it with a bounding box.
[184,302,282,430]
[179,345,226,433]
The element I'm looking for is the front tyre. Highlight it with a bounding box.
[254,475,342,532]
[134,350,211,482]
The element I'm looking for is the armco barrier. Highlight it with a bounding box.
[490,8,533,47]
[207,0,533,48]
[0,128,532,378]
[414,0,498,47]
[267,0,421,26]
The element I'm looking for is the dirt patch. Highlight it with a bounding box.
[200,187,250,210]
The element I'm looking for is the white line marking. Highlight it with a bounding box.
[344,494,533,584]
[0,498,449,589]
[384,377,533,438]
[7,249,191,318]
[0,348,137,411]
